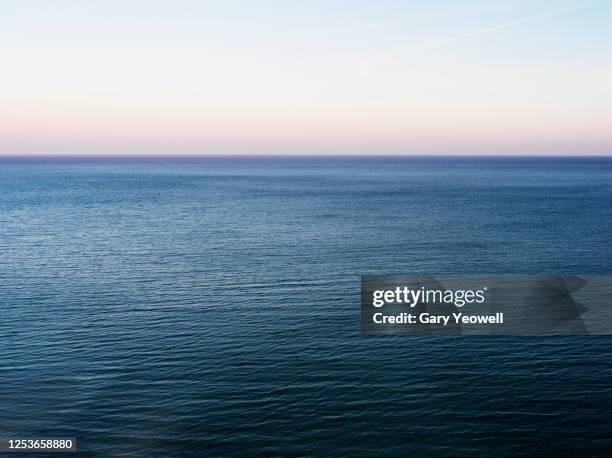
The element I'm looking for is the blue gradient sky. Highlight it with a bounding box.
[1,0,610,155]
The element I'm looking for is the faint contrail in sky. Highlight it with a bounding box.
[423,0,609,49]
[609,0,612,61]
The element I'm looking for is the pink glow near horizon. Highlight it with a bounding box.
[1,1,611,155]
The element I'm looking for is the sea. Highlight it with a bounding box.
[1,156,611,456]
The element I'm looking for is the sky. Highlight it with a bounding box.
[0,0,610,155]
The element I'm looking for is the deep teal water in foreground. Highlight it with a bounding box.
[1,156,611,456]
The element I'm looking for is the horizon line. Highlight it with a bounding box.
[1,153,611,160]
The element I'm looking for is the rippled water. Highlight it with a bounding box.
[1,156,611,456]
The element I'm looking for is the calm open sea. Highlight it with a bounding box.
[1,156,611,456]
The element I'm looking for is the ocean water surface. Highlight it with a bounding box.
[1,156,611,456]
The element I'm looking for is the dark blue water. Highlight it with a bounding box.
[1,156,611,456]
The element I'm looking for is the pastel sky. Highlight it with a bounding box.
[1,0,610,155]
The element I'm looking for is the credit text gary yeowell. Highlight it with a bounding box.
[371,286,504,325]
